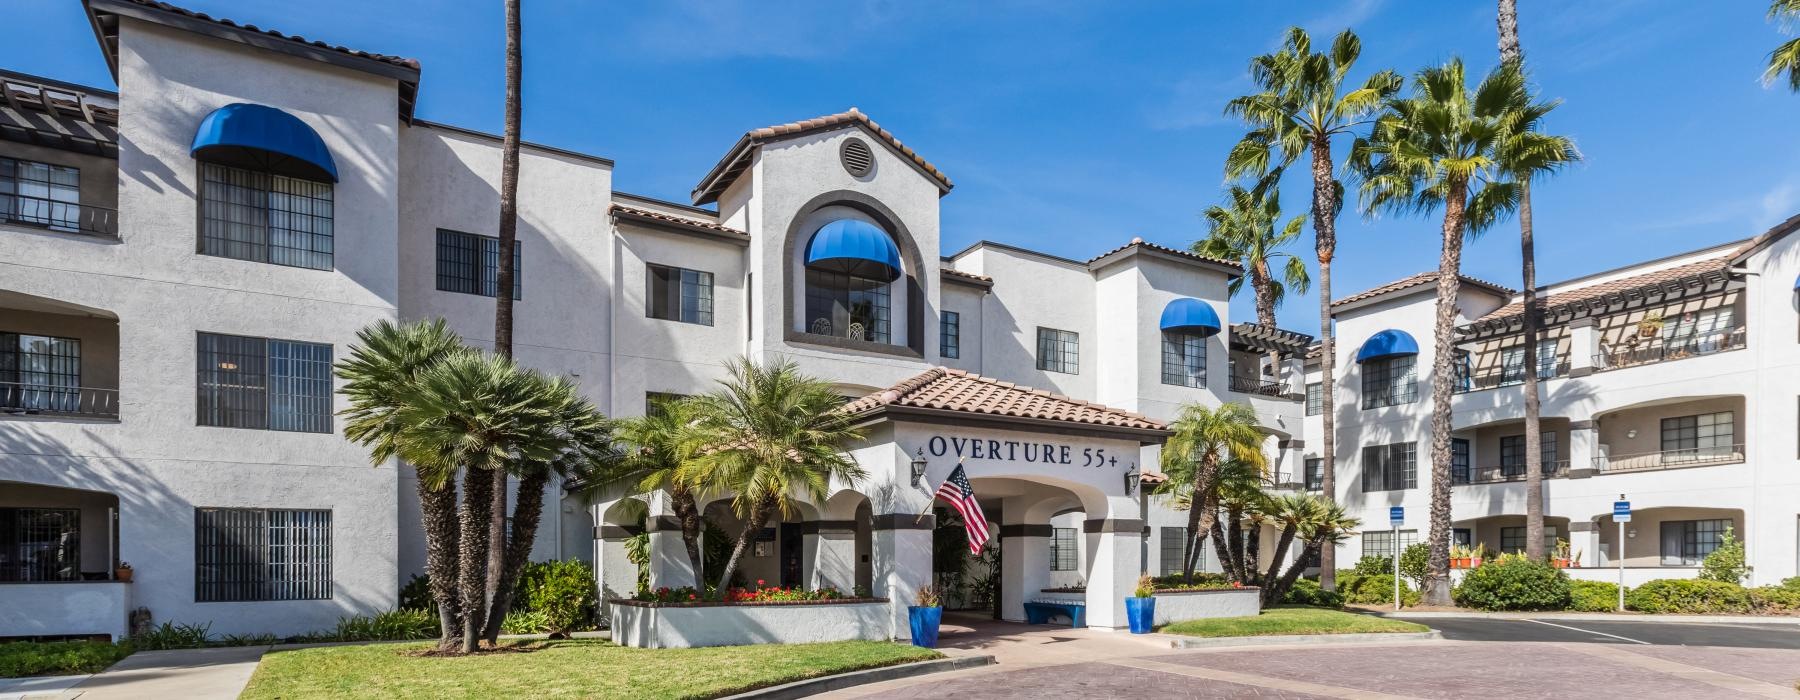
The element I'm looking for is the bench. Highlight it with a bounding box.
[1023,600,1086,627]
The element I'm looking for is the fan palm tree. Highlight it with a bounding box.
[608,397,712,580]
[680,358,867,590]
[1352,58,1538,604]
[1265,498,1359,604]
[1194,177,1310,328]
[1768,0,1800,91]
[1155,401,1267,582]
[336,319,468,652]
[483,0,528,639]
[1224,28,1399,590]
[1255,492,1324,603]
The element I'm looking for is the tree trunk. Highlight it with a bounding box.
[1242,516,1263,585]
[1181,496,1203,582]
[671,487,705,580]
[716,495,775,590]
[1424,178,1471,606]
[482,468,548,644]
[1260,524,1297,604]
[457,467,494,653]
[418,474,463,651]
[1226,506,1245,583]
[484,469,507,645]
[1311,135,1340,591]
[1497,0,1522,66]
[1191,454,1223,578]
[1208,519,1231,580]
[1267,537,1323,604]
[1252,261,1277,329]
[1519,178,1547,561]
[485,0,524,649]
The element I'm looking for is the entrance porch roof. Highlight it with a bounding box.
[841,367,1167,442]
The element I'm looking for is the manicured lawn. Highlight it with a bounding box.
[1160,606,1429,638]
[240,639,940,699]
[0,640,133,678]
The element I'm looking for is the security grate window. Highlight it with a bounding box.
[1305,382,1323,416]
[1037,327,1079,374]
[1361,355,1417,409]
[195,508,332,602]
[940,311,960,359]
[1,332,81,413]
[646,263,712,325]
[1,157,80,231]
[0,508,81,582]
[804,268,891,343]
[1050,527,1078,571]
[197,333,332,433]
[436,229,522,299]
[1160,331,1206,387]
[1361,442,1417,492]
[1160,526,1190,575]
[199,162,333,270]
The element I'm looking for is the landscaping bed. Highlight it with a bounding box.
[0,640,133,678]
[1160,606,1428,638]
[239,639,940,699]
[612,597,893,648]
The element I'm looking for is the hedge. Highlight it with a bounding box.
[1568,580,1621,612]
[1624,578,1754,614]
[1282,578,1346,608]
[1338,573,1420,607]
[1452,558,1571,611]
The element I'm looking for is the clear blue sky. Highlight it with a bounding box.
[8,1,1796,333]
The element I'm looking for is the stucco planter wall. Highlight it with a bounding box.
[611,599,892,648]
[1151,588,1260,625]
[0,582,131,641]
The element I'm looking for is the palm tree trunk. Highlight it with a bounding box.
[1310,135,1340,592]
[482,468,548,644]
[1260,524,1297,604]
[485,0,524,646]
[1519,179,1547,561]
[1268,537,1324,604]
[1208,519,1231,579]
[458,467,494,653]
[1181,497,1203,581]
[1193,456,1224,576]
[716,495,775,590]
[1424,179,1471,606]
[672,487,705,580]
[1226,505,1246,582]
[418,475,463,651]
[1254,263,1282,384]
[1497,0,1522,66]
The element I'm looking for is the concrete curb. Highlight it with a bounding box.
[1167,630,1441,649]
[1372,611,1800,625]
[717,655,996,700]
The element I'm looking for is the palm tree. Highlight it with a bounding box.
[1224,28,1399,591]
[680,358,867,589]
[336,319,467,652]
[1768,0,1800,91]
[1256,492,1324,604]
[1352,59,1536,604]
[1264,498,1359,604]
[1155,401,1267,582]
[1194,178,1310,328]
[609,397,711,580]
[484,0,527,639]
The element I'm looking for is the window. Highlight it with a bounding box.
[804,268,890,343]
[1660,412,1735,463]
[1037,327,1079,374]
[940,311,960,359]
[1536,338,1560,379]
[436,230,522,299]
[0,332,81,413]
[1499,346,1527,386]
[1451,438,1471,484]
[1305,382,1323,416]
[1664,308,1735,351]
[1304,458,1324,491]
[1361,442,1417,492]
[195,508,332,602]
[1360,355,1416,409]
[1498,433,1558,476]
[1660,519,1731,566]
[1050,527,1077,571]
[1160,526,1189,576]
[1453,349,1472,391]
[1,157,80,231]
[196,333,332,433]
[645,263,712,325]
[0,508,80,582]
[1361,529,1418,560]
[645,391,689,417]
[1499,525,1559,554]
[1452,528,1473,549]
[1160,331,1205,387]
[198,162,333,270]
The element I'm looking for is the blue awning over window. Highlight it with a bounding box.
[1158,298,1222,337]
[1356,329,1420,363]
[191,103,338,182]
[1793,271,1799,290]
[805,219,902,282]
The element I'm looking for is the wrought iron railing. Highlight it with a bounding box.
[1593,445,1745,473]
[0,383,120,419]
[1,193,118,237]
[1229,375,1286,397]
[1592,327,1745,372]
[1453,460,1570,485]
[1452,357,1570,394]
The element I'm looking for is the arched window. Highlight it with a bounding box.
[191,104,338,270]
[802,219,902,344]
[1158,298,1220,388]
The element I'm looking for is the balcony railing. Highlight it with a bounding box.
[1454,460,1570,485]
[1593,445,1745,473]
[1,193,118,237]
[0,383,120,419]
[1229,375,1286,397]
[1592,327,1745,372]
[1452,357,1570,394]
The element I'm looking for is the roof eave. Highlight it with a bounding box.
[1087,245,1242,278]
[846,404,1169,445]
[692,120,954,206]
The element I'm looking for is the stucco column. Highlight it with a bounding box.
[1082,518,1144,629]
[872,512,933,641]
[999,498,1050,622]
[646,494,697,589]
[813,520,858,591]
[1568,318,1599,376]
[597,522,641,602]
[1568,520,1602,568]
[1567,421,1600,478]
[1282,357,1305,396]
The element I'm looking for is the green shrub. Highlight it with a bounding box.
[1779,576,1800,591]
[518,559,597,633]
[132,621,212,650]
[399,573,434,613]
[1352,556,1392,576]
[1339,573,1420,607]
[1751,585,1800,613]
[1398,543,1430,591]
[1568,580,1621,612]
[217,632,278,647]
[330,609,436,642]
[1148,572,1233,590]
[1281,578,1345,608]
[1698,528,1747,584]
[0,641,133,678]
[1453,558,1571,611]
[1625,578,1753,614]
[501,610,551,635]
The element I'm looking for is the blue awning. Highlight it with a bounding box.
[1356,329,1420,363]
[1158,298,1222,337]
[805,219,902,282]
[1794,272,1799,290]
[191,103,338,182]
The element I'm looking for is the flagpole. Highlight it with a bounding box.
[915,457,964,524]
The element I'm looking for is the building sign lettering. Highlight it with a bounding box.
[926,434,1119,469]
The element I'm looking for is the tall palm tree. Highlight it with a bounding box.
[336,319,467,652]
[484,0,527,641]
[1155,401,1267,582]
[609,397,711,580]
[1224,28,1399,591]
[1194,177,1310,328]
[1768,0,1800,91]
[680,358,867,589]
[1352,59,1535,604]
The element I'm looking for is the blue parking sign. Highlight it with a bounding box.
[1613,501,1631,523]
[1389,506,1404,527]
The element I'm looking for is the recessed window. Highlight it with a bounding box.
[804,268,891,343]
[646,263,714,326]
[1451,438,1471,484]
[195,508,332,602]
[1500,525,1559,555]
[1660,412,1735,462]
[1,157,81,232]
[1361,355,1417,409]
[437,229,521,299]
[1660,519,1731,566]
[940,311,960,359]
[1361,442,1416,492]
[0,508,80,582]
[1499,432,1558,477]
[840,138,874,177]
[196,332,332,433]
[1160,331,1206,388]
[1,332,81,414]
[1304,458,1324,491]
[1159,526,1189,576]
[198,162,334,270]
[1305,382,1323,415]
[1037,327,1079,374]
[1050,527,1077,571]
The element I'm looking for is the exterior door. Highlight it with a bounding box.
[779,522,802,588]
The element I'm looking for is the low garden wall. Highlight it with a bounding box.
[0,582,131,641]
[1151,588,1261,625]
[611,599,891,648]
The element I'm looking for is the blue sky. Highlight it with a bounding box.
[7,0,1797,332]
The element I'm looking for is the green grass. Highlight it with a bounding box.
[1160,606,1429,638]
[240,639,940,699]
[0,640,134,678]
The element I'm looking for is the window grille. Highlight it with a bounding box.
[0,508,80,582]
[1360,355,1417,409]
[436,229,522,299]
[940,311,960,359]
[199,162,333,270]
[0,332,81,413]
[1037,327,1079,374]
[1160,331,1205,387]
[197,333,331,433]
[1050,527,1078,571]
[1361,442,1417,492]
[195,508,332,602]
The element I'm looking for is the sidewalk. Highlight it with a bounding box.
[60,646,266,700]
[1373,610,1800,625]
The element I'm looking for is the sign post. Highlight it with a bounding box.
[1613,496,1631,612]
[1389,506,1405,611]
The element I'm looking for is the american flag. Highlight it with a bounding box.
[933,464,990,554]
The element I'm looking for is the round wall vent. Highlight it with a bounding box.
[840,138,874,177]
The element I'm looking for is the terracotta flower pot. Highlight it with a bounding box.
[115,567,133,582]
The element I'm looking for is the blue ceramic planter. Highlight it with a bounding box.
[908,605,942,648]
[1125,596,1156,634]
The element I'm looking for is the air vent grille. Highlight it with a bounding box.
[840,138,874,177]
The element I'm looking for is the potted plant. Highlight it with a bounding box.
[1449,544,1469,569]
[1551,540,1572,568]
[114,562,133,582]
[1126,575,1156,634]
[908,585,942,648]
[1637,312,1664,339]
[1468,543,1486,569]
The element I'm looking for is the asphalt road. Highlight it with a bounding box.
[1425,616,1800,648]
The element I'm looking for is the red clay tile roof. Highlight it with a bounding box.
[940,267,994,285]
[693,108,950,204]
[1332,272,1515,308]
[1086,237,1242,271]
[1136,471,1170,485]
[610,204,746,239]
[1469,255,1734,325]
[842,368,1165,432]
[106,0,420,70]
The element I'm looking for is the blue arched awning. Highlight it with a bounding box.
[1159,298,1222,337]
[1793,271,1799,290]
[805,219,902,282]
[1356,329,1420,363]
[191,103,338,182]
